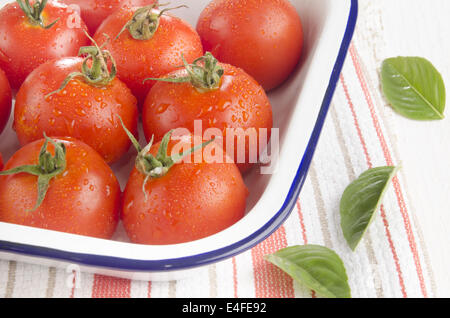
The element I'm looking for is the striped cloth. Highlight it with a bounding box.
[0,1,437,298]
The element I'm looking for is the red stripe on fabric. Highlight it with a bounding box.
[92,274,131,298]
[252,226,295,298]
[340,73,408,298]
[232,257,238,298]
[349,44,428,298]
[70,270,76,298]
[147,281,152,298]
[339,74,373,168]
[296,200,308,245]
[379,205,407,293]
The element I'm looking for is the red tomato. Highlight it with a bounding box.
[0,153,3,170]
[14,56,138,164]
[0,1,89,89]
[61,0,157,34]
[122,134,248,245]
[0,67,12,136]
[142,54,273,173]
[94,5,203,105]
[197,0,303,91]
[0,137,121,239]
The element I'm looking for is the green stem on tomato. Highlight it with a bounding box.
[45,32,117,99]
[117,116,214,200]
[16,0,59,29]
[144,52,224,93]
[0,134,67,211]
[115,2,188,41]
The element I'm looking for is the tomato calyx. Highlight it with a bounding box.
[118,116,214,200]
[145,52,224,93]
[0,134,66,211]
[45,33,117,99]
[116,2,188,41]
[16,0,59,29]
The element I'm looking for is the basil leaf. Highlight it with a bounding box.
[340,166,398,251]
[381,57,446,120]
[264,245,351,298]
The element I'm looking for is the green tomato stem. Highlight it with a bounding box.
[115,2,188,41]
[16,0,59,29]
[117,115,214,200]
[0,134,67,211]
[144,52,224,93]
[45,33,117,99]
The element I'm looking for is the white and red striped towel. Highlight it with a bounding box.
[0,1,437,298]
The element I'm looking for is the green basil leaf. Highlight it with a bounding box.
[264,245,351,298]
[340,166,399,251]
[381,57,446,120]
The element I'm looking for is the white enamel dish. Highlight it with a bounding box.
[0,0,358,281]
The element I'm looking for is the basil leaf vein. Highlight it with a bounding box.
[381,56,446,120]
[265,245,351,298]
[340,166,399,251]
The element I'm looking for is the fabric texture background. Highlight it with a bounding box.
[0,0,437,298]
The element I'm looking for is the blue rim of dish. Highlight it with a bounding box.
[0,0,358,272]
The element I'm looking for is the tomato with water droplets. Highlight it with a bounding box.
[61,0,157,34]
[0,137,121,239]
[0,67,11,136]
[142,54,273,173]
[0,1,89,89]
[94,5,203,105]
[197,0,303,91]
[14,57,138,164]
[122,134,248,245]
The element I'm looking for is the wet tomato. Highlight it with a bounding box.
[197,0,303,91]
[142,53,273,173]
[121,130,248,245]
[14,44,138,164]
[61,0,157,34]
[0,1,89,89]
[0,136,121,239]
[0,67,12,136]
[94,4,203,105]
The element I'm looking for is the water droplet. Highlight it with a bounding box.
[52,108,62,117]
[126,201,134,210]
[218,100,231,111]
[75,108,87,117]
[242,111,249,122]
[156,103,170,114]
